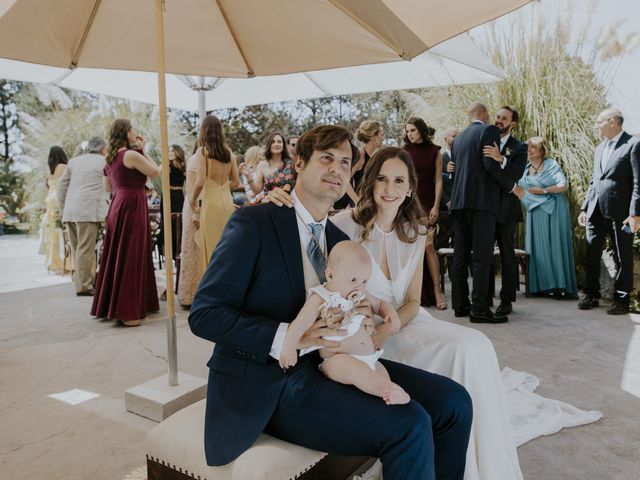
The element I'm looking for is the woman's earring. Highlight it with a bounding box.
[406,191,412,197]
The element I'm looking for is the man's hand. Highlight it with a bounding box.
[297,317,345,350]
[266,184,294,207]
[513,185,526,200]
[482,142,503,163]
[623,215,640,233]
[446,162,456,173]
[578,211,587,227]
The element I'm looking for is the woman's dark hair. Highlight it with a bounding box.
[352,146,428,243]
[170,144,186,174]
[403,117,433,147]
[106,119,132,165]
[264,132,291,162]
[47,146,68,175]
[197,115,231,164]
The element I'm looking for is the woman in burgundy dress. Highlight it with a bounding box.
[91,119,161,326]
[404,117,446,309]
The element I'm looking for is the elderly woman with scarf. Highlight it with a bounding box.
[518,137,577,298]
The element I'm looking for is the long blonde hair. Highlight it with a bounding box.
[244,146,264,169]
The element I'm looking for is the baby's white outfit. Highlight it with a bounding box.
[300,285,383,371]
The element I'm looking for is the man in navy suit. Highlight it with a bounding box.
[482,106,528,315]
[578,107,640,315]
[189,125,472,479]
[449,103,524,323]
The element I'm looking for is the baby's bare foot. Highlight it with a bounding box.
[382,384,410,405]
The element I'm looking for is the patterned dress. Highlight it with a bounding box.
[252,159,296,204]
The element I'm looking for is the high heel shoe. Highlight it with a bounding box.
[121,319,141,327]
[435,292,448,310]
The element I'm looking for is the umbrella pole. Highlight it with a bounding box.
[155,0,178,386]
[198,89,206,123]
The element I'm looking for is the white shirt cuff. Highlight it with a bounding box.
[510,183,517,193]
[500,156,507,169]
[269,322,289,360]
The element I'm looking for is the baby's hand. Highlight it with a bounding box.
[279,348,298,369]
[384,312,401,334]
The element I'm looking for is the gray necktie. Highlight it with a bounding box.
[307,223,326,283]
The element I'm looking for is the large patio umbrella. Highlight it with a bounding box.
[0,0,534,387]
[0,33,505,117]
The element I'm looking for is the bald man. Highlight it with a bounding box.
[578,107,640,315]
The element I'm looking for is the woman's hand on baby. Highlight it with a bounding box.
[298,317,345,349]
[371,322,394,350]
[384,313,401,334]
[266,184,294,207]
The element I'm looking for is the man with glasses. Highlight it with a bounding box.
[578,107,640,315]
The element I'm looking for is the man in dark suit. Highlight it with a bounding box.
[189,125,472,479]
[437,128,458,249]
[578,107,640,315]
[449,102,524,323]
[482,106,527,315]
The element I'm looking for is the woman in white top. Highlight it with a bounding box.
[270,146,523,480]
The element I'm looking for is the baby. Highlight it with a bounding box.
[280,240,410,405]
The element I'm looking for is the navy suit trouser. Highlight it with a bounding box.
[265,355,472,480]
[451,209,497,311]
[495,221,518,303]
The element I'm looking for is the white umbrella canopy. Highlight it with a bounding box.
[0,34,504,112]
[0,0,533,386]
[0,0,531,76]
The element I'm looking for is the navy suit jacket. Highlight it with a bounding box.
[496,135,527,223]
[449,122,516,215]
[582,132,640,221]
[189,203,348,466]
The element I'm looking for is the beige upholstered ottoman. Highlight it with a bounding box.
[146,399,369,480]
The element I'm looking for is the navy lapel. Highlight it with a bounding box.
[271,205,306,308]
[602,132,631,176]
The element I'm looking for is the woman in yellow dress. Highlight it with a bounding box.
[191,115,239,272]
[43,146,72,274]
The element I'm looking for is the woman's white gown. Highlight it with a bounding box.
[332,212,523,480]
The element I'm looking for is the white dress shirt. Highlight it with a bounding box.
[269,189,328,360]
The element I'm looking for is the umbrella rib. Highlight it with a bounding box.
[327,0,408,59]
[215,0,255,77]
[70,0,103,68]
[302,73,331,97]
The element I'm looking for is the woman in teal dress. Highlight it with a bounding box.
[518,137,578,298]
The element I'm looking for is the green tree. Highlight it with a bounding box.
[0,79,24,232]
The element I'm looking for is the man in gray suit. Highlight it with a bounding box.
[578,107,640,315]
[57,137,109,296]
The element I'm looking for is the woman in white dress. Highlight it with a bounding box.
[271,146,523,480]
